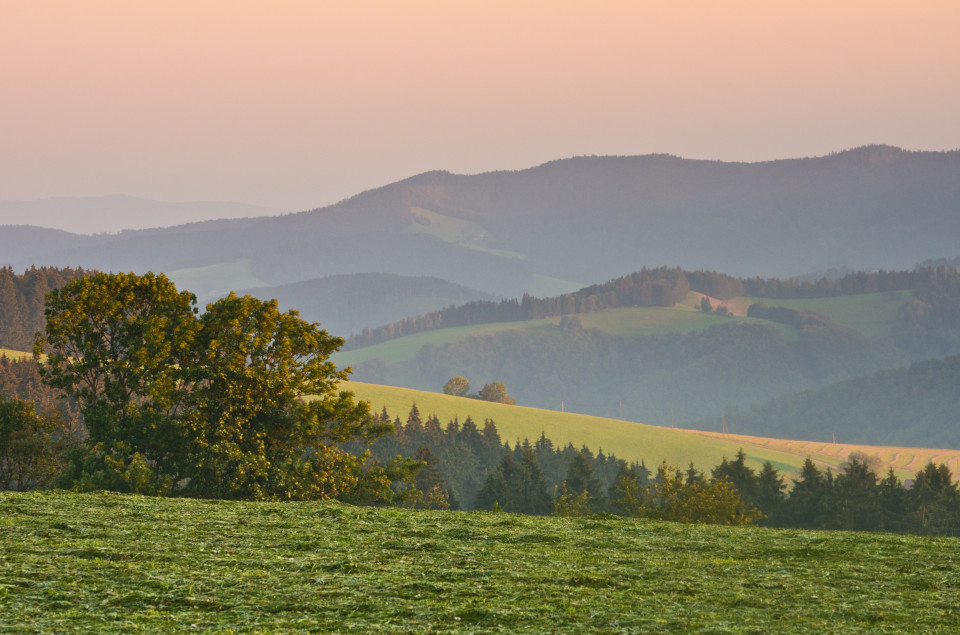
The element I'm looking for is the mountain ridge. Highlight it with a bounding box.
[4,145,959,318]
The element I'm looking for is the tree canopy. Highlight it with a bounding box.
[34,272,394,500]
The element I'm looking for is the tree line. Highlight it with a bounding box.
[345,403,960,535]
[344,267,692,349]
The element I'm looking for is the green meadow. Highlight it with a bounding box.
[335,289,909,368]
[742,290,911,339]
[335,305,750,367]
[3,491,958,633]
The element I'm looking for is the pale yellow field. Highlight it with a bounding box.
[0,348,33,361]
[344,381,960,482]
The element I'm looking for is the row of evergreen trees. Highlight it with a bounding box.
[352,404,960,535]
[343,403,624,511]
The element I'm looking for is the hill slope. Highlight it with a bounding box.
[0,195,282,234]
[339,266,960,447]
[344,381,960,481]
[6,146,960,303]
[237,273,496,337]
[720,354,960,449]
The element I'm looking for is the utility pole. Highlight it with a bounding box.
[721,415,729,434]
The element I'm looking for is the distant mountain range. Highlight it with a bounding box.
[3,145,959,336]
[0,195,283,235]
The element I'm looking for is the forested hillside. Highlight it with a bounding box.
[237,273,496,337]
[345,266,692,348]
[0,267,90,350]
[720,354,960,448]
[6,147,960,312]
[352,317,904,430]
[345,265,960,446]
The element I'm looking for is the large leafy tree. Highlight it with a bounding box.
[35,272,200,489]
[35,273,392,500]
[186,292,388,500]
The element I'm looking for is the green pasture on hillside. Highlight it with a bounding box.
[3,491,958,633]
[743,290,910,339]
[337,289,909,368]
[404,207,525,260]
[335,320,560,366]
[575,305,742,336]
[335,305,762,367]
[344,382,847,478]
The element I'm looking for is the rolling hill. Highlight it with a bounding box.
[5,146,960,337]
[343,381,960,482]
[338,289,910,430]
[0,195,282,235]
[236,273,496,337]
[718,354,960,449]
[337,266,960,448]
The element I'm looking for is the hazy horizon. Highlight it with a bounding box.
[2,1,959,213]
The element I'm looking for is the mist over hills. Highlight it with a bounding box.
[236,273,496,337]
[3,145,959,338]
[0,195,282,235]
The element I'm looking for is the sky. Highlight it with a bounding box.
[2,0,959,214]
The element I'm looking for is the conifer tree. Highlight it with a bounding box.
[516,447,552,515]
[754,462,787,525]
[785,458,830,528]
[562,449,607,511]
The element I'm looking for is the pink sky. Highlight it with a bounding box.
[2,1,958,212]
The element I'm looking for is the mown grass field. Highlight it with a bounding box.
[691,430,960,482]
[344,382,960,481]
[2,491,958,633]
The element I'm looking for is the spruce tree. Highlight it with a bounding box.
[563,450,607,511]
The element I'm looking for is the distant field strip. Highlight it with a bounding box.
[0,348,32,360]
[688,430,960,481]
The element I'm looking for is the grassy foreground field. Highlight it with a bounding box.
[2,491,958,633]
[345,382,960,482]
